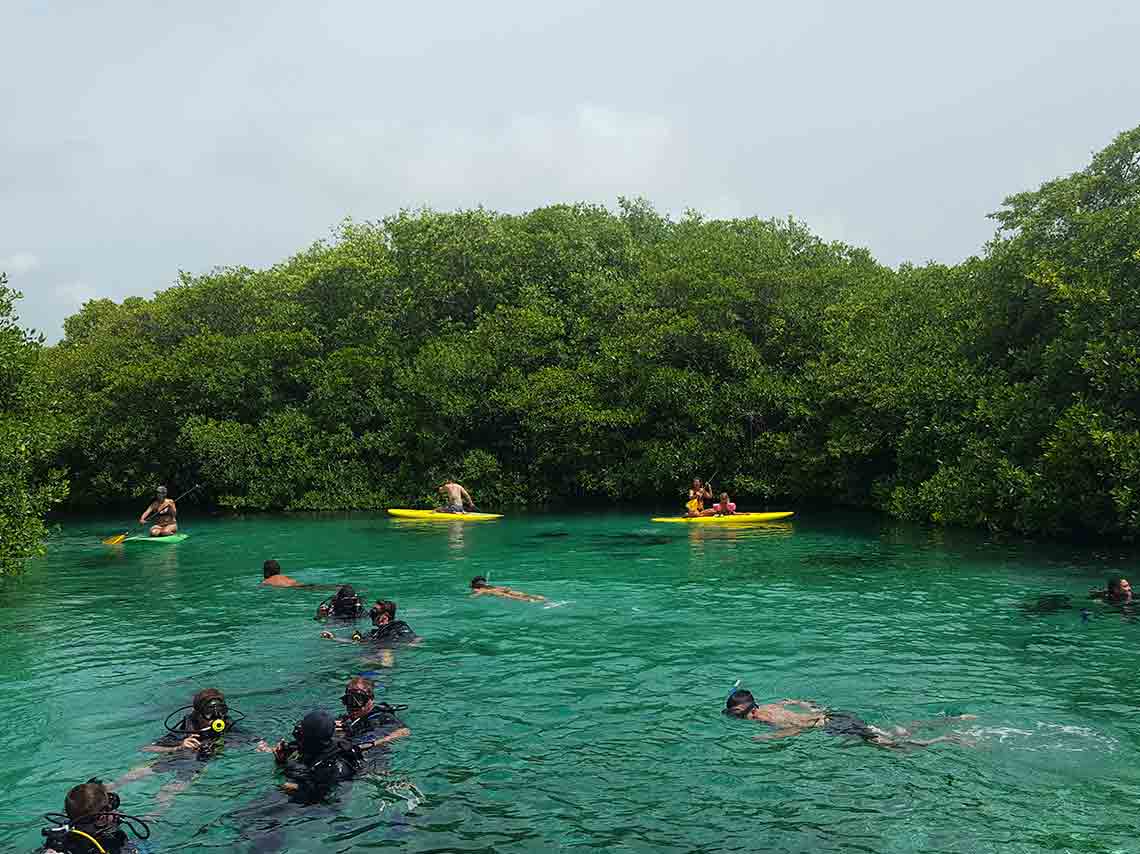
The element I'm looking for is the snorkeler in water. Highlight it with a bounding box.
[469,576,546,603]
[40,778,151,854]
[320,599,419,645]
[314,585,367,620]
[724,685,976,749]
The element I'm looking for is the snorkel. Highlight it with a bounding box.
[723,680,760,719]
[42,779,151,854]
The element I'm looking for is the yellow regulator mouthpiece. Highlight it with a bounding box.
[211,719,227,733]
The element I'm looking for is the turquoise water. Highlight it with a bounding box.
[2,511,1138,853]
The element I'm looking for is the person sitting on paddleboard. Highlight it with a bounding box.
[684,478,714,517]
[470,575,545,603]
[724,685,976,749]
[140,486,177,537]
[699,492,737,517]
[438,480,475,514]
[320,599,419,645]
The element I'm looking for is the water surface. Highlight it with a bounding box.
[2,511,1137,852]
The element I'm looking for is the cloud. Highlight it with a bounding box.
[1,253,40,275]
[56,281,99,309]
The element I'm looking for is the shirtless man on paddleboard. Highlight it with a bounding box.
[438,480,475,513]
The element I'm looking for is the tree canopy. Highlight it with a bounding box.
[3,125,1138,572]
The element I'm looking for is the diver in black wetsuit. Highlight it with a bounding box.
[314,585,366,621]
[39,779,151,854]
[335,676,410,745]
[270,710,367,803]
[115,688,255,811]
[319,600,419,645]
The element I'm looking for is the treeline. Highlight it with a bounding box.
[3,126,1138,571]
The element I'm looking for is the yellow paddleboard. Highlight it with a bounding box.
[387,509,503,521]
[651,511,795,524]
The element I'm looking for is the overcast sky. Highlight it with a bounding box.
[2,1,1136,340]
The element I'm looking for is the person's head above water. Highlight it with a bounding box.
[263,559,282,579]
[64,779,116,827]
[724,688,762,720]
[470,576,488,589]
[298,710,336,758]
[341,676,375,715]
[370,599,397,625]
[1106,577,1133,602]
[192,688,228,727]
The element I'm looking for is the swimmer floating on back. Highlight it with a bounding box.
[724,685,976,749]
[470,576,545,603]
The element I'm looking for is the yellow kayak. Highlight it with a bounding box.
[651,511,795,523]
[387,509,503,521]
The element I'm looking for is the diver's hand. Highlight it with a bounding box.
[180,735,202,751]
[320,630,334,639]
[255,740,274,753]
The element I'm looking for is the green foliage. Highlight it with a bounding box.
[0,275,68,575]
[27,124,1140,542]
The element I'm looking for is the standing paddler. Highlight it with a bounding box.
[140,485,178,537]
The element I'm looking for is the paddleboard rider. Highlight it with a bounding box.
[724,686,975,749]
[470,575,546,603]
[140,486,177,537]
[699,492,737,517]
[685,478,713,517]
[438,480,475,514]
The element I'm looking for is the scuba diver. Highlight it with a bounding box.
[144,688,248,758]
[139,486,177,538]
[320,599,419,645]
[724,684,976,749]
[269,710,369,803]
[470,575,545,603]
[314,585,366,621]
[335,676,411,745]
[115,688,254,810]
[40,779,151,854]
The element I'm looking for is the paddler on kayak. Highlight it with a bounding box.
[684,478,714,517]
[140,486,178,537]
[698,492,737,517]
[438,480,475,514]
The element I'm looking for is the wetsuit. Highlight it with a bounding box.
[40,827,140,854]
[282,738,364,803]
[150,716,249,775]
[337,705,406,745]
[365,621,418,645]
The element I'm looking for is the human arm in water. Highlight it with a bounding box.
[141,733,204,754]
[359,726,411,750]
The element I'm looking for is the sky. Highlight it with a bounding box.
[2,0,1137,340]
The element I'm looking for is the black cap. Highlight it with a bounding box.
[300,710,335,747]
